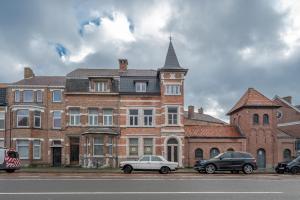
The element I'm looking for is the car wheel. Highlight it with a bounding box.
[160,166,170,174]
[291,167,300,174]
[205,164,216,174]
[243,164,253,174]
[6,169,15,173]
[123,165,133,174]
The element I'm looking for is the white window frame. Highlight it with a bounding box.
[69,108,80,126]
[52,90,62,102]
[93,137,104,156]
[17,109,29,128]
[33,140,41,160]
[129,109,139,127]
[0,111,4,130]
[135,82,147,92]
[0,139,4,148]
[143,109,154,127]
[129,138,139,156]
[15,90,21,102]
[33,111,41,128]
[165,85,181,95]
[103,109,113,126]
[53,111,62,129]
[143,138,153,155]
[167,106,179,125]
[107,136,113,155]
[88,109,99,126]
[23,90,34,102]
[36,90,43,102]
[95,81,108,92]
[16,140,29,159]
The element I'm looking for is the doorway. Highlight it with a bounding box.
[52,147,62,167]
[167,138,178,162]
[70,137,80,165]
[257,148,266,168]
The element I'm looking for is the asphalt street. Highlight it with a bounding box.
[0,173,299,200]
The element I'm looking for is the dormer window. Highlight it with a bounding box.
[95,81,108,92]
[135,82,147,92]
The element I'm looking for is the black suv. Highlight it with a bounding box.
[194,151,257,174]
[275,156,300,174]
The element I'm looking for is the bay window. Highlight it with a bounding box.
[34,111,41,128]
[107,136,113,155]
[93,137,104,156]
[17,109,29,127]
[16,140,29,159]
[33,140,41,159]
[0,112,4,130]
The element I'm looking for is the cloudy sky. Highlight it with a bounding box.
[0,0,300,121]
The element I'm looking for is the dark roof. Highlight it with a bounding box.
[0,88,7,106]
[67,68,158,78]
[119,77,160,94]
[12,76,66,86]
[184,111,226,124]
[185,125,244,138]
[227,88,280,115]
[163,40,182,69]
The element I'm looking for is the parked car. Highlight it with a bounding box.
[0,148,21,173]
[194,151,257,174]
[120,155,178,174]
[275,156,300,174]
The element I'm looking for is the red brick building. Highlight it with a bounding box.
[1,40,298,169]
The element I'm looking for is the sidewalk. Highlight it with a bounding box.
[16,167,276,174]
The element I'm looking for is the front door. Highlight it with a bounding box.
[70,137,80,165]
[257,149,266,168]
[52,147,62,167]
[167,138,178,162]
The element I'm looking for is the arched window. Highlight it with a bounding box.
[253,114,259,125]
[210,148,220,158]
[227,148,234,152]
[263,114,269,125]
[195,148,203,160]
[283,149,291,161]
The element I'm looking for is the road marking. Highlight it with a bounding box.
[60,176,83,178]
[18,176,40,178]
[0,191,284,195]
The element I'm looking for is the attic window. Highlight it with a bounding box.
[95,81,109,92]
[135,82,147,92]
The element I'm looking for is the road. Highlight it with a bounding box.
[0,173,299,200]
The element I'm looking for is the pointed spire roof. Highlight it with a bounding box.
[159,38,188,74]
[227,88,280,115]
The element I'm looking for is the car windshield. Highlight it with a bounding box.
[293,156,300,162]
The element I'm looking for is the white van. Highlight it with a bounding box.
[0,147,21,173]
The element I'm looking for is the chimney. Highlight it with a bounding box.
[24,67,35,79]
[119,59,128,72]
[198,107,204,114]
[188,105,194,119]
[282,96,292,104]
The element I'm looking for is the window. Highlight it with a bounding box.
[0,139,4,148]
[263,114,269,125]
[93,137,104,156]
[227,148,234,152]
[17,110,29,127]
[36,90,43,102]
[195,148,203,160]
[168,107,178,125]
[165,85,180,95]
[143,138,153,155]
[129,138,139,156]
[107,136,113,155]
[140,156,150,161]
[220,152,233,159]
[135,82,147,92]
[53,111,61,129]
[23,90,33,102]
[16,140,29,159]
[253,114,259,125]
[129,109,139,126]
[52,90,62,102]
[103,109,113,126]
[0,112,4,130]
[33,140,41,159]
[34,111,41,128]
[88,108,98,126]
[283,149,291,161]
[151,156,163,162]
[69,108,80,126]
[296,139,300,152]
[15,90,21,102]
[210,148,220,158]
[143,109,153,126]
[95,81,108,92]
